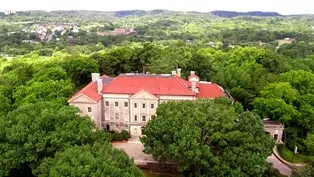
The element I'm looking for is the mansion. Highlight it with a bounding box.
[68,69,230,136]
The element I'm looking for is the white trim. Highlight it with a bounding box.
[129,90,159,100]
[68,94,98,104]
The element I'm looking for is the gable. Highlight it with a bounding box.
[129,90,159,100]
[68,94,98,103]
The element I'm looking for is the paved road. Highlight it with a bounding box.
[113,141,155,165]
[267,154,292,176]
[114,141,293,176]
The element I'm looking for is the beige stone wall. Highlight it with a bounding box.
[70,93,196,136]
[264,125,284,142]
[130,125,143,136]
[129,90,159,129]
[103,94,130,132]
[69,101,102,127]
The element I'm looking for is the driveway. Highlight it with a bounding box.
[114,140,292,176]
[113,140,155,165]
[267,154,292,176]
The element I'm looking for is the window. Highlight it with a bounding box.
[87,107,92,112]
[142,115,146,122]
[142,103,146,108]
[151,104,154,109]
[115,102,119,107]
[134,103,137,108]
[115,113,119,120]
[124,102,128,107]
[134,115,138,122]
[105,101,109,106]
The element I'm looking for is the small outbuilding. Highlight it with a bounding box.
[263,118,284,143]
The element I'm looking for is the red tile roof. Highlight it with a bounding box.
[69,82,102,102]
[197,83,226,98]
[69,74,226,102]
[102,75,195,96]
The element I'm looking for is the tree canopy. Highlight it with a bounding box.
[141,98,275,177]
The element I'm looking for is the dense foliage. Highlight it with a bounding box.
[37,142,143,177]
[2,9,314,176]
[141,98,275,176]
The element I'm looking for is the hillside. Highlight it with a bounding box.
[211,10,282,17]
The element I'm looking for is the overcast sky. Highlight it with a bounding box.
[0,0,312,15]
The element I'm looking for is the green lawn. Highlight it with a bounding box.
[277,144,308,163]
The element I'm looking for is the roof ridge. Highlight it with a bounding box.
[101,76,117,92]
[174,76,195,95]
[69,81,96,101]
[76,82,95,95]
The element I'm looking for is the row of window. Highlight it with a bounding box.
[105,101,155,109]
[113,113,147,122]
[134,115,147,122]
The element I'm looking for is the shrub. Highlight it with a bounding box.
[110,130,130,141]
[121,130,130,140]
[111,132,123,141]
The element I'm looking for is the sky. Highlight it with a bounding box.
[0,0,312,15]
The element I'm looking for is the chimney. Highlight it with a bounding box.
[171,70,176,75]
[92,73,100,82]
[189,71,200,93]
[176,68,181,78]
[191,81,197,93]
[97,79,103,94]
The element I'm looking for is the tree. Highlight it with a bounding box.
[13,79,74,106]
[253,82,300,123]
[141,98,274,177]
[254,70,314,152]
[291,166,314,177]
[184,48,215,81]
[36,142,144,177]
[59,56,98,87]
[0,102,109,176]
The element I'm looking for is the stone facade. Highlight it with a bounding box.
[263,119,284,143]
[68,70,228,136]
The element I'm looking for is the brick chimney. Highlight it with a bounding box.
[189,71,200,93]
[176,68,181,78]
[97,79,103,94]
[92,73,100,82]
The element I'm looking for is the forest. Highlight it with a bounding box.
[1,10,314,176]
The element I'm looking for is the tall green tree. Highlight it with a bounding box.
[141,98,274,177]
[0,102,109,176]
[37,143,144,177]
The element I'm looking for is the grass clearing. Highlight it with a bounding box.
[277,144,308,163]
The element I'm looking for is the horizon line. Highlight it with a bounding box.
[1,9,313,16]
